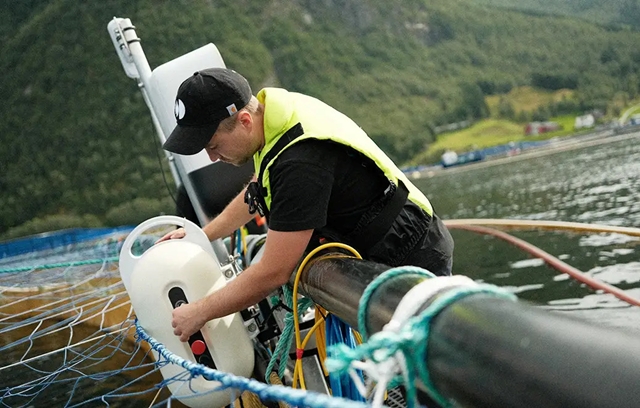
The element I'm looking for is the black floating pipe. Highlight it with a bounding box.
[295,254,425,332]
[296,253,640,408]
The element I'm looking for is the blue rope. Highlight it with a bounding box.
[326,314,366,401]
[135,320,368,408]
[0,256,119,274]
[236,228,243,256]
[358,266,436,340]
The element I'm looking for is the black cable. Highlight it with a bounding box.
[149,121,178,207]
[315,306,327,320]
[261,300,294,332]
[230,230,237,255]
[273,301,293,314]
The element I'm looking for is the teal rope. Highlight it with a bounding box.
[413,286,516,406]
[264,285,314,383]
[264,286,293,383]
[357,266,436,340]
[135,320,368,408]
[331,277,517,408]
[0,256,119,274]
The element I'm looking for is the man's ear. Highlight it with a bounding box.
[238,110,253,129]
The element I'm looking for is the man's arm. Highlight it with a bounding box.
[202,186,255,241]
[171,228,314,342]
[157,185,255,243]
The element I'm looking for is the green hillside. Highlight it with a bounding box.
[472,0,640,28]
[3,0,640,238]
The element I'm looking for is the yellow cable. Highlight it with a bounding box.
[315,306,329,376]
[352,329,363,345]
[301,314,327,352]
[292,359,303,389]
[241,226,248,256]
[292,315,328,389]
[291,243,362,389]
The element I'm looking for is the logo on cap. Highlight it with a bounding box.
[226,103,238,116]
[174,99,186,120]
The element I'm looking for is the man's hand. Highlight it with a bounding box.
[156,227,186,244]
[172,301,208,342]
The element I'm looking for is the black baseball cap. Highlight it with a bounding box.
[163,68,252,155]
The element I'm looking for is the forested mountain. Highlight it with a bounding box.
[2,0,640,238]
[473,0,640,28]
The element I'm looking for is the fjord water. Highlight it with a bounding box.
[414,134,640,331]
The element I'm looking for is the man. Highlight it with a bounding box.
[159,68,453,342]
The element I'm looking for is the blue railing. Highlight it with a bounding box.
[0,226,133,259]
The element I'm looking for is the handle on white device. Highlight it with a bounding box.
[118,215,215,293]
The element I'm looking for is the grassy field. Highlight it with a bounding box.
[485,86,574,116]
[411,115,590,165]
[619,102,640,122]
[410,86,593,165]
[430,119,523,152]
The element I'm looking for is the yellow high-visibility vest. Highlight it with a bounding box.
[253,88,433,216]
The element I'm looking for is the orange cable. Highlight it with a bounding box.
[448,224,640,307]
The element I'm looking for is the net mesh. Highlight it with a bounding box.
[0,230,173,407]
[0,229,407,408]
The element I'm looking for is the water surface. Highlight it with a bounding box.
[414,135,640,331]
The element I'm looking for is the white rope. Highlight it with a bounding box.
[350,275,479,408]
[0,325,131,373]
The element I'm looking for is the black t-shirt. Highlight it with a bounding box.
[267,139,390,234]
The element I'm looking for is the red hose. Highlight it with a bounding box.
[447,224,640,307]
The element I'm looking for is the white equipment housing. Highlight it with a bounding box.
[119,216,254,408]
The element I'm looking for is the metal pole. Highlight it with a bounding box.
[113,19,210,225]
[297,254,640,408]
[108,18,229,261]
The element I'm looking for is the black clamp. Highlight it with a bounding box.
[244,181,268,218]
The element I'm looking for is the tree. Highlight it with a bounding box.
[619,0,640,28]
[498,97,516,120]
[459,82,490,120]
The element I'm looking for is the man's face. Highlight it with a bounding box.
[204,117,258,166]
